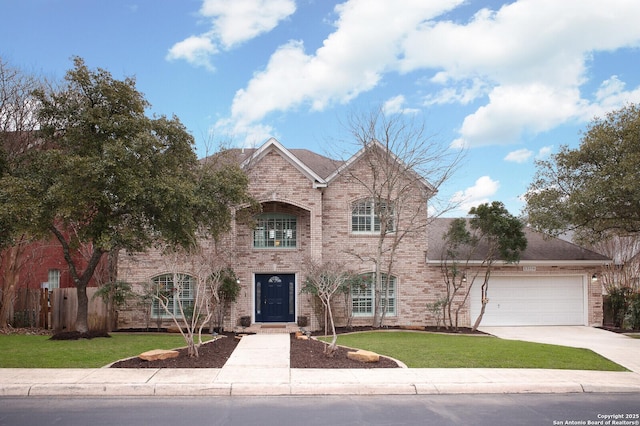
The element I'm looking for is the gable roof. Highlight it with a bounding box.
[286,148,343,180]
[204,138,435,192]
[216,138,340,188]
[325,140,436,192]
[427,218,610,264]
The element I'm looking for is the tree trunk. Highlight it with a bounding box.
[50,227,106,335]
[75,283,89,333]
[0,245,22,328]
[323,296,338,357]
[471,281,489,332]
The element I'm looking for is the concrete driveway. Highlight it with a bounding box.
[478,326,640,373]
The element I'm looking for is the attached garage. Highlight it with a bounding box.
[470,275,586,326]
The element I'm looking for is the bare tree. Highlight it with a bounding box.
[301,259,355,356]
[334,107,463,327]
[590,235,640,293]
[153,247,234,357]
[0,58,47,328]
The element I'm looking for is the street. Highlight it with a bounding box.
[1,394,639,426]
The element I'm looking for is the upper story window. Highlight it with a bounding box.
[253,213,297,248]
[151,273,195,318]
[351,199,395,233]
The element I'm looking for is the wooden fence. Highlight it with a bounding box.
[12,288,49,328]
[12,287,108,332]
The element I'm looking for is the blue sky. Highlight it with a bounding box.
[2,0,640,217]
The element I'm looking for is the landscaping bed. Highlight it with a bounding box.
[110,332,399,369]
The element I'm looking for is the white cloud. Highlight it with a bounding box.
[220,0,461,135]
[214,116,276,148]
[167,0,295,69]
[405,0,640,148]
[536,146,553,159]
[450,176,500,212]
[504,148,533,163]
[382,95,420,115]
[581,75,640,120]
[424,77,487,106]
[166,35,218,71]
[451,84,586,147]
[383,95,406,114]
[199,0,296,49]
[212,0,640,146]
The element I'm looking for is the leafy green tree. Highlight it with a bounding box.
[468,202,527,330]
[211,266,240,333]
[525,103,640,244]
[0,57,253,334]
[440,202,527,331]
[439,217,477,331]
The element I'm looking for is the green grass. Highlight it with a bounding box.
[1,331,628,371]
[0,333,206,368]
[326,331,626,371]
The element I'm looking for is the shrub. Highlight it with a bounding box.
[606,287,633,327]
[624,293,640,330]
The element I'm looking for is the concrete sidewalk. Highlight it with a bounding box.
[1,333,640,397]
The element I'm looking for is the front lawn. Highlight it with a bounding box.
[0,333,204,368]
[329,331,626,371]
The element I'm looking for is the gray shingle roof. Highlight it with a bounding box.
[201,146,342,181]
[428,218,610,262]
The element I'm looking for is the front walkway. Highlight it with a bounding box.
[479,326,640,373]
[237,323,300,334]
[214,333,290,393]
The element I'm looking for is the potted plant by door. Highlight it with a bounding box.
[240,316,251,328]
[297,316,308,327]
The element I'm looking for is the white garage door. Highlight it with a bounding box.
[470,276,585,326]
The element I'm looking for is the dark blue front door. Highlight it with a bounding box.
[255,274,295,322]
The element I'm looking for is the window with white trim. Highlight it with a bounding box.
[151,273,195,318]
[253,213,297,248]
[351,273,396,316]
[351,199,395,233]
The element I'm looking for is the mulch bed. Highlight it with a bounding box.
[111,332,239,368]
[110,331,400,369]
[289,334,399,368]
[7,325,481,369]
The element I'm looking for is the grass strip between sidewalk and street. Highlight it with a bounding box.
[323,331,627,371]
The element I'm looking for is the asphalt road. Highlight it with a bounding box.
[1,394,639,426]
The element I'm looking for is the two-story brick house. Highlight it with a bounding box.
[116,138,608,331]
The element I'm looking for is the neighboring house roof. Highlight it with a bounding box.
[427,218,611,265]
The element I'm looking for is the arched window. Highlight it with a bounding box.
[351,199,395,233]
[151,273,195,318]
[351,273,396,316]
[253,213,297,248]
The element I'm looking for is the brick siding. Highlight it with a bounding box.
[116,142,603,331]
